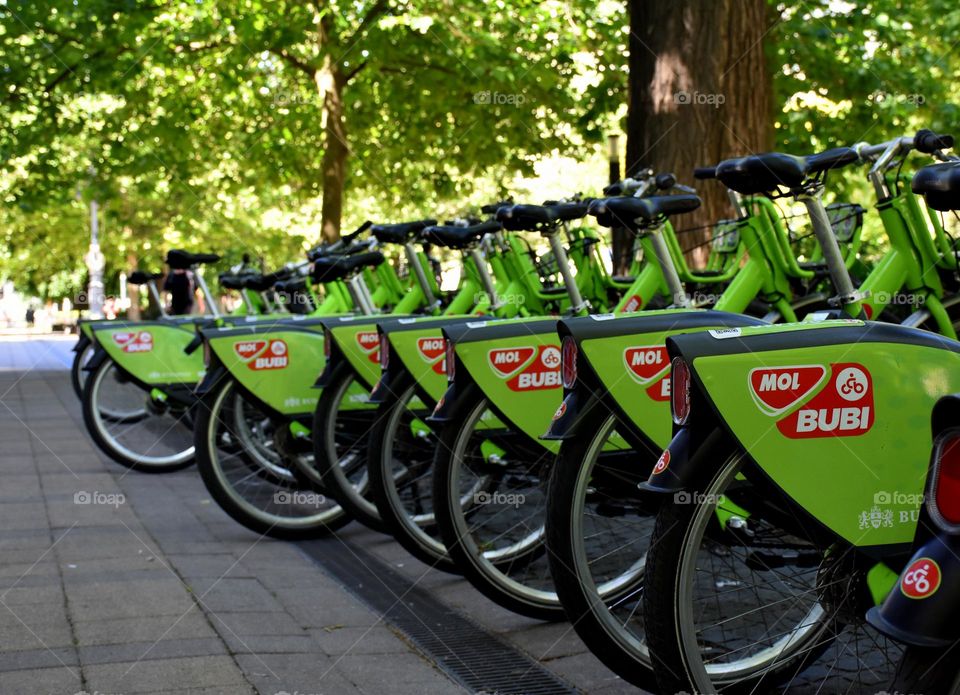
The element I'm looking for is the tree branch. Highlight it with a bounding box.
[344,60,368,82]
[271,47,316,77]
[343,0,391,47]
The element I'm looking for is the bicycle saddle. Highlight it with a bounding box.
[587,194,702,228]
[128,270,163,285]
[421,219,501,249]
[217,272,256,291]
[275,277,309,294]
[912,161,960,211]
[312,251,385,283]
[496,202,589,231]
[371,219,437,245]
[166,249,221,270]
[715,147,859,195]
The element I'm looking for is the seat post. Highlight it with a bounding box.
[544,229,588,314]
[797,185,862,312]
[347,274,377,315]
[468,248,504,311]
[403,242,438,309]
[146,280,169,318]
[193,268,222,318]
[645,221,691,308]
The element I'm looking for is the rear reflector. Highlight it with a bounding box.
[931,431,960,527]
[671,356,691,425]
[561,336,578,389]
[379,334,389,369]
[445,338,456,382]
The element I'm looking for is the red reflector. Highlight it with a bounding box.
[445,339,456,382]
[933,432,960,526]
[379,334,389,369]
[561,336,578,389]
[671,356,691,425]
[323,328,332,360]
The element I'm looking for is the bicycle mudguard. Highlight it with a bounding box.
[867,522,960,647]
[73,331,91,353]
[372,315,488,407]
[652,319,960,549]
[90,319,205,386]
[440,316,564,453]
[313,314,416,391]
[544,310,768,450]
[202,318,340,418]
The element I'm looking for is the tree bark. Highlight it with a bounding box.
[316,57,348,243]
[616,0,773,270]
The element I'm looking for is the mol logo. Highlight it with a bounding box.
[624,345,671,402]
[749,363,874,439]
[621,294,643,313]
[233,339,289,370]
[417,336,446,375]
[488,345,561,392]
[355,331,380,363]
[748,365,826,416]
[113,331,153,353]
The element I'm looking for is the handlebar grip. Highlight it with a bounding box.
[915,129,955,154]
[694,166,717,180]
[655,173,677,190]
[603,181,625,196]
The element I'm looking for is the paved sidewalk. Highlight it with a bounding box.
[0,339,634,695]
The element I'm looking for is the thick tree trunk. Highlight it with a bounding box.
[615,0,773,271]
[316,58,348,243]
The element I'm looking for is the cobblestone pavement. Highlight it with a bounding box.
[0,337,638,695]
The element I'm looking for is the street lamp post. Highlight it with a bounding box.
[84,199,105,319]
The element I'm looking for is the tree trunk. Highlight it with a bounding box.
[616,0,773,270]
[316,57,348,243]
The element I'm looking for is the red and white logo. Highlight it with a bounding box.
[624,346,671,401]
[653,449,670,474]
[552,401,567,421]
[488,345,561,392]
[234,339,289,370]
[621,294,643,313]
[901,557,941,599]
[355,331,380,363]
[417,336,447,375]
[488,346,536,378]
[114,331,153,353]
[748,365,826,416]
[752,362,874,439]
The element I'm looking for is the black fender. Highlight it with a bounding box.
[867,527,960,647]
[931,394,960,437]
[641,426,731,494]
[83,346,111,373]
[73,332,91,353]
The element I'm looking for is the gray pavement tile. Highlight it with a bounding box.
[332,652,460,693]
[221,633,318,655]
[85,655,251,693]
[166,552,255,579]
[0,616,74,651]
[234,653,363,695]
[186,577,277,613]
[0,646,78,673]
[65,578,196,620]
[78,636,229,665]
[0,666,83,695]
[206,610,304,637]
[270,587,380,628]
[308,624,414,656]
[73,612,218,646]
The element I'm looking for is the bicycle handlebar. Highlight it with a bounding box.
[694,166,718,180]
[915,129,955,154]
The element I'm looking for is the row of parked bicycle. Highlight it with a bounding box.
[72,129,960,693]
